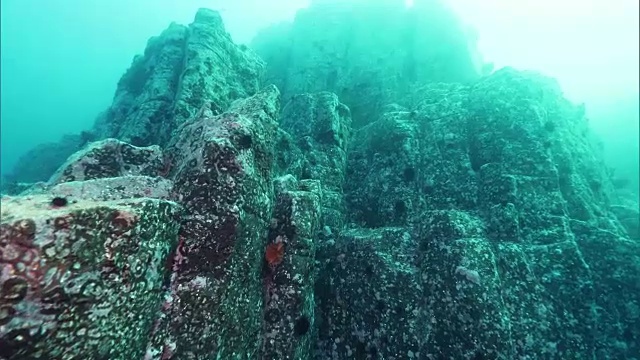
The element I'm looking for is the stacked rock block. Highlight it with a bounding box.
[145,86,281,359]
[262,176,320,359]
[279,92,352,230]
[0,194,180,359]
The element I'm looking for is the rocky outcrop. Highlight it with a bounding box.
[278,92,352,230]
[316,68,639,359]
[4,8,264,184]
[144,86,280,359]
[2,5,638,360]
[97,9,264,148]
[262,176,321,359]
[47,139,165,185]
[315,227,420,359]
[252,0,483,128]
[0,191,181,359]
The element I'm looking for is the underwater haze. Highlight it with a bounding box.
[1,0,638,189]
[1,0,639,359]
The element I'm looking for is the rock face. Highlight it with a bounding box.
[2,5,639,360]
[278,92,352,230]
[262,176,321,359]
[144,86,281,359]
[0,193,181,359]
[252,0,482,128]
[317,68,640,359]
[97,9,264,148]
[47,139,165,185]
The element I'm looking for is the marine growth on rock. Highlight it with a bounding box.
[1,4,638,360]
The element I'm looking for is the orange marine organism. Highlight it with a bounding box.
[265,242,285,267]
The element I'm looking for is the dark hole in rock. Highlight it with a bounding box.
[301,167,312,180]
[369,345,378,357]
[623,325,635,342]
[51,197,68,207]
[265,308,280,323]
[130,136,145,147]
[237,134,252,149]
[40,306,63,316]
[355,340,367,358]
[318,130,336,144]
[362,208,384,228]
[294,315,310,336]
[1,278,28,303]
[0,305,16,326]
[470,157,485,172]
[394,200,407,217]
[402,167,416,182]
[364,263,374,277]
[424,182,435,195]
[0,328,33,358]
[41,287,70,304]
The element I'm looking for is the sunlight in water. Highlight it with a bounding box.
[405,0,414,8]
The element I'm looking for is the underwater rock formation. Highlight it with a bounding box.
[278,92,352,230]
[1,5,639,360]
[319,67,640,359]
[47,139,165,185]
[4,8,263,185]
[262,175,321,359]
[252,0,482,128]
[96,8,264,148]
[0,190,180,359]
[144,85,281,359]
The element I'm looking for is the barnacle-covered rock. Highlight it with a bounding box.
[320,68,640,359]
[315,227,420,359]
[1,4,638,359]
[95,7,264,148]
[279,92,352,230]
[47,139,165,185]
[24,175,174,202]
[145,85,280,359]
[262,177,320,359]
[0,193,181,359]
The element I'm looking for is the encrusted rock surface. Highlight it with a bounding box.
[98,8,265,147]
[262,176,321,359]
[0,194,181,359]
[315,227,420,359]
[1,5,638,360]
[144,85,280,359]
[279,92,352,230]
[316,68,640,359]
[47,139,165,185]
[24,176,174,202]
